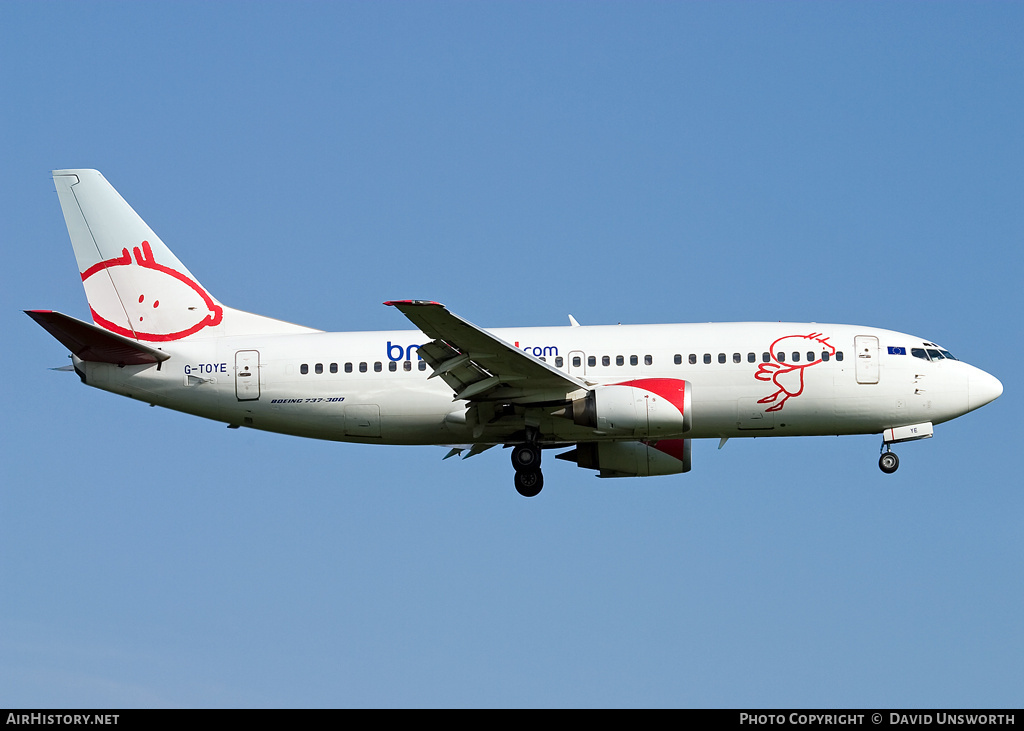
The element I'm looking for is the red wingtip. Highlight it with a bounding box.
[383,300,443,307]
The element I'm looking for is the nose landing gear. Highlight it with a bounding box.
[879,445,900,474]
[511,443,543,497]
[877,422,932,474]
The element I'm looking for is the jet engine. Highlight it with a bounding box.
[563,378,692,438]
[558,439,692,477]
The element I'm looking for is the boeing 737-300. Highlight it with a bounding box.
[27,170,1003,496]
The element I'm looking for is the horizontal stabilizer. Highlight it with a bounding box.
[25,310,170,365]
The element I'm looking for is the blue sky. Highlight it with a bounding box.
[2,1,1021,708]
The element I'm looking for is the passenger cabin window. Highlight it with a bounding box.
[572,356,582,367]
[777,352,785,363]
[747,353,756,363]
[674,354,682,365]
[689,354,697,365]
[792,352,800,363]
[807,351,815,362]
[718,353,726,364]
[762,352,771,363]
[644,355,652,366]
[418,361,427,371]
[315,363,323,374]
[374,362,382,372]
[836,352,844,361]
[359,362,367,373]
[602,356,610,367]
[733,353,741,363]
[300,364,309,375]
[703,354,711,364]
[555,356,563,367]
[588,356,596,367]
[330,363,338,374]
[388,361,397,372]
[630,355,638,366]
[822,352,830,362]
[404,361,412,371]
[616,355,624,366]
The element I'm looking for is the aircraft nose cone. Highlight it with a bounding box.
[968,369,1003,412]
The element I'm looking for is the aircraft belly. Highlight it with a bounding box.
[257,384,453,444]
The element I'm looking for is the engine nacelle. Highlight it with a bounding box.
[569,378,692,438]
[567,439,692,478]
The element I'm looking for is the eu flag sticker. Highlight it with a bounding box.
[887,346,907,355]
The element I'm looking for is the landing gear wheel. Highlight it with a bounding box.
[514,468,544,498]
[511,444,542,471]
[879,451,900,474]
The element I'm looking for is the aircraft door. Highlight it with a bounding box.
[567,350,586,377]
[235,350,261,400]
[854,336,879,384]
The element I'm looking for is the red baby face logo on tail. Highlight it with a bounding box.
[754,333,835,412]
[81,241,223,341]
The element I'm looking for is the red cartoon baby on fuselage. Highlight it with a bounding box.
[754,333,836,412]
[81,240,223,342]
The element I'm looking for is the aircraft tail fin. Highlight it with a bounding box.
[51,170,316,342]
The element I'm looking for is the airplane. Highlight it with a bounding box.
[27,169,1003,497]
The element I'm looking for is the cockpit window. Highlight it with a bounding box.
[914,347,959,362]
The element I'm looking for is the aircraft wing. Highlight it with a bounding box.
[384,300,587,402]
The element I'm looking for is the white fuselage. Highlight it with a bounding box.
[74,321,999,447]
[37,169,1004,490]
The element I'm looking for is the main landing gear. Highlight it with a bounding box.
[879,445,900,474]
[511,443,543,497]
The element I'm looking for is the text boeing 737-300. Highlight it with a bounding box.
[27,170,1002,497]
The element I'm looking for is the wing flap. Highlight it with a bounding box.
[26,310,170,365]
